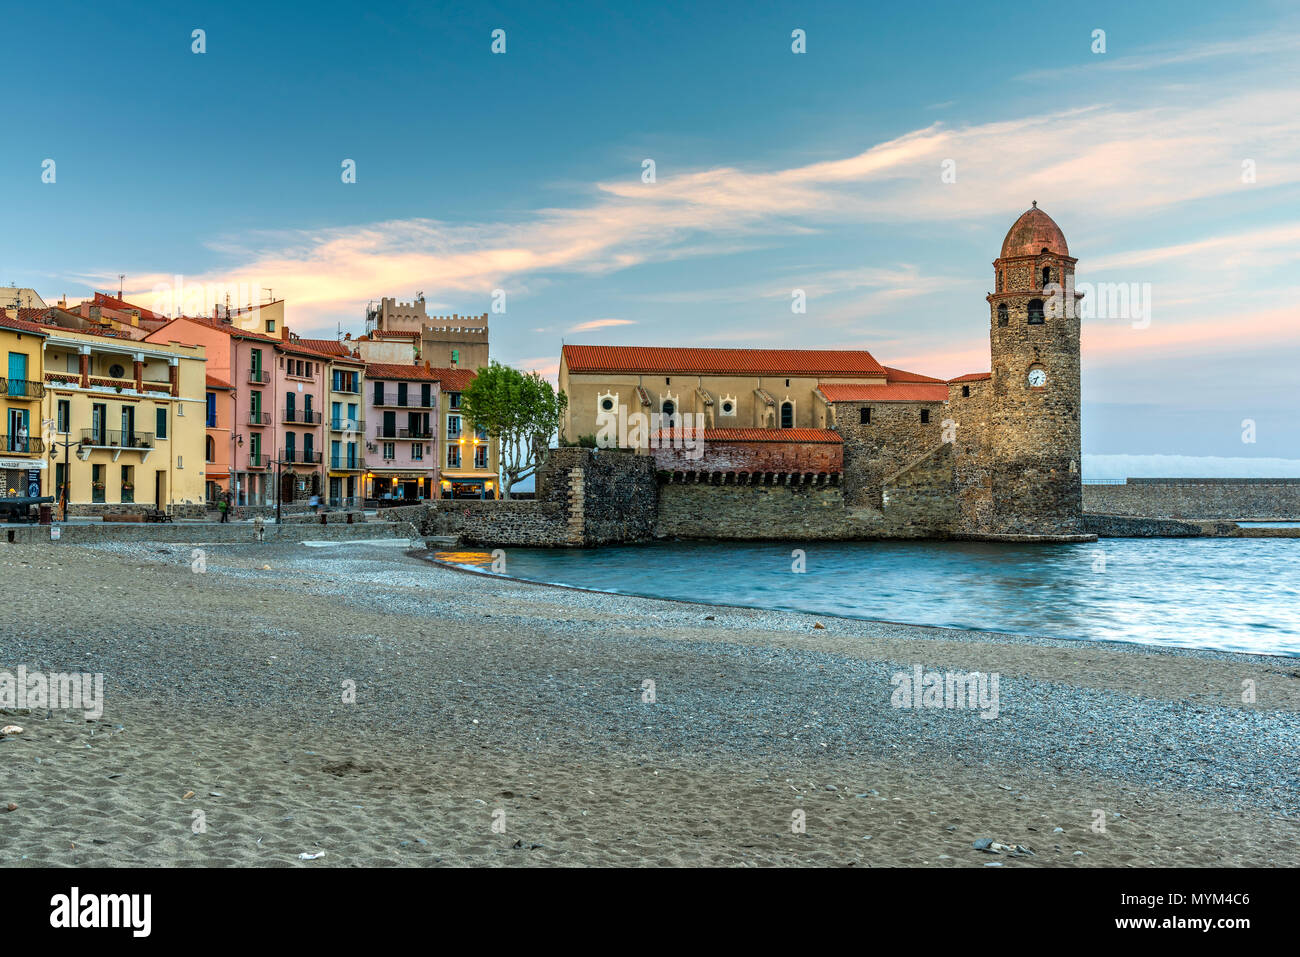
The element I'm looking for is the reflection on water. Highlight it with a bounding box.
[436,538,1300,657]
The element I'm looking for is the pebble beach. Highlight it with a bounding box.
[1,538,1296,867]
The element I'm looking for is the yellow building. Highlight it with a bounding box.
[38,327,209,517]
[433,367,499,499]
[1,312,49,498]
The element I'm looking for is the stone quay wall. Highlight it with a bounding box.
[3,521,408,545]
[389,447,657,547]
[1082,479,1300,520]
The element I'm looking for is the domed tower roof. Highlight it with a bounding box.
[1000,202,1069,259]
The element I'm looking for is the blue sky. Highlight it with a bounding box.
[4,0,1299,472]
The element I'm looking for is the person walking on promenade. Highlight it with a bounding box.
[219,489,231,522]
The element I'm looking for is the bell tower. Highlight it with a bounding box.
[985,203,1083,534]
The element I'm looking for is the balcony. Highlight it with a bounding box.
[1,434,44,454]
[373,392,435,409]
[330,419,361,432]
[329,457,362,471]
[282,408,322,425]
[249,412,270,427]
[80,429,155,462]
[2,378,46,400]
[375,426,433,439]
[248,369,269,384]
[280,448,323,465]
[246,454,270,469]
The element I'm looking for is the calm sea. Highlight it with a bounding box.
[436,538,1300,656]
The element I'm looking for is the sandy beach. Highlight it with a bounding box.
[1,539,1296,867]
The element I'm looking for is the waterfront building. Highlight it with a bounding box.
[430,366,498,499]
[297,338,366,507]
[361,362,439,502]
[145,315,328,507]
[203,374,234,504]
[0,311,48,498]
[36,325,207,516]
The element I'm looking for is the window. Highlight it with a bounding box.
[412,443,423,461]
[785,379,790,387]
[859,407,871,425]
[92,464,105,503]
[662,400,675,421]
[920,409,930,424]
[447,444,461,468]
[1041,266,1051,287]
[665,377,670,385]
[475,444,488,469]
[962,385,971,398]
[780,402,793,429]
[155,407,168,440]
[997,303,1009,327]
[206,435,215,462]
[421,383,432,407]
[374,381,384,405]
[266,320,275,333]
[383,442,395,460]
[57,399,70,433]
[120,465,134,503]
[1027,299,1045,324]
[447,415,461,437]
[721,399,734,416]
[448,392,461,410]
[206,392,217,427]
[600,397,614,412]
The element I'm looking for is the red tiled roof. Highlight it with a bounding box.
[91,292,170,322]
[818,383,949,403]
[364,362,445,381]
[883,365,944,384]
[0,310,49,335]
[562,344,887,377]
[656,427,842,444]
[206,374,232,389]
[948,372,992,383]
[426,367,477,391]
[295,338,352,356]
[153,315,286,346]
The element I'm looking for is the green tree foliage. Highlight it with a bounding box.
[460,361,568,499]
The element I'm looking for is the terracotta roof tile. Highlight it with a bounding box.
[363,362,445,381]
[948,372,992,383]
[563,344,886,377]
[0,310,49,335]
[818,383,949,403]
[883,365,944,383]
[426,367,477,391]
[206,374,232,389]
[91,292,170,322]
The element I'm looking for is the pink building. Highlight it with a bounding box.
[146,317,328,506]
[362,362,440,502]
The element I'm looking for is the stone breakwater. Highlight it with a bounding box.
[1083,479,1300,521]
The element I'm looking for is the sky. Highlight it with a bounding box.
[3,0,1298,475]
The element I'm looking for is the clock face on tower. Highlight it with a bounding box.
[1027,368,1047,388]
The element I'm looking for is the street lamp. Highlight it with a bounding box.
[45,434,84,522]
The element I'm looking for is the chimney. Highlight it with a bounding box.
[89,305,102,322]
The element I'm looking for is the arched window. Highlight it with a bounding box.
[205,435,215,462]
[1027,299,1045,324]
[780,402,794,429]
[662,399,676,426]
[1041,266,1051,287]
[997,303,1009,327]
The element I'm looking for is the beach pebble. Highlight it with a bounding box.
[4,803,17,812]
[182,790,195,800]
[0,725,22,736]
[813,622,825,630]
[298,851,326,860]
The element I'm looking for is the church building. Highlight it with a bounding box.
[556,205,1085,540]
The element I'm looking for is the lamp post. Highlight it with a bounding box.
[45,434,83,522]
